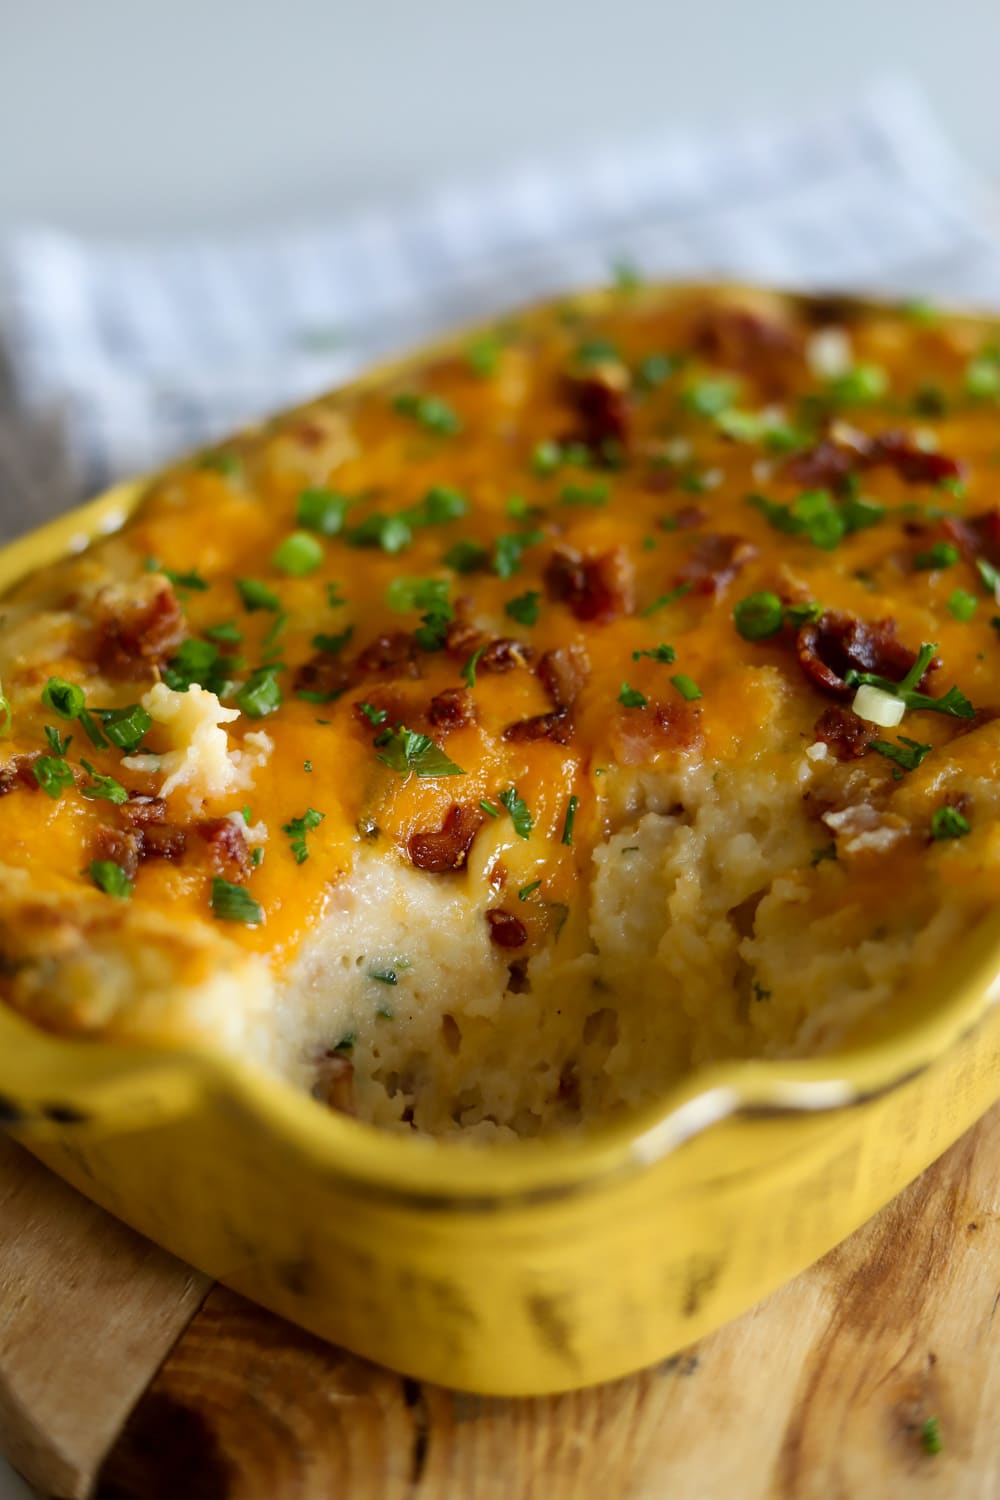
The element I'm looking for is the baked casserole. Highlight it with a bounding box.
[3,283,1000,1140]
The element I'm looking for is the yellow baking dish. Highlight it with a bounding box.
[3,288,1000,1396]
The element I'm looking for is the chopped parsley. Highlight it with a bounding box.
[505,590,541,626]
[518,880,542,901]
[0,686,9,737]
[532,439,564,475]
[636,352,678,389]
[466,335,501,377]
[358,701,388,726]
[346,513,413,554]
[499,785,533,839]
[385,575,450,615]
[965,349,1000,400]
[33,756,74,799]
[461,643,487,688]
[479,799,501,817]
[641,581,694,617]
[618,682,647,708]
[237,578,282,612]
[79,759,128,804]
[844,641,974,720]
[914,541,959,571]
[235,665,283,718]
[561,794,579,847]
[211,877,264,924]
[406,485,468,528]
[393,391,461,435]
[374,726,465,777]
[282,807,325,864]
[145,558,210,591]
[733,592,784,641]
[296,488,351,535]
[748,488,881,551]
[162,637,238,695]
[670,673,703,701]
[931,805,970,840]
[869,736,933,773]
[272,531,324,577]
[632,643,677,663]
[494,529,544,579]
[90,860,133,899]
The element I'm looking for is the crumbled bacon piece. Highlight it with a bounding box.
[314,1053,356,1115]
[141,824,188,861]
[119,795,169,828]
[293,653,354,701]
[477,638,533,673]
[692,306,802,394]
[196,817,250,876]
[797,611,936,700]
[785,440,858,489]
[92,810,186,877]
[408,803,484,873]
[867,431,963,487]
[94,576,185,678]
[537,646,589,710]
[444,617,484,658]
[354,632,421,678]
[429,688,477,729]
[672,504,708,531]
[0,753,44,796]
[544,546,634,623]
[785,429,963,490]
[942,509,1000,573]
[565,370,631,452]
[92,826,143,880]
[486,909,529,949]
[813,705,875,761]
[502,709,572,745]
[611,701,703,765]
[676,533,756,595]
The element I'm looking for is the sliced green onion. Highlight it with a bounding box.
[211,876,264,924]
[561,795,579,847]
[33,756,75,799]
[41,677,85,720]
[670,673,703,702]
[733,592,784,641]
[272,531,324,577]
[296,488,351,536]
[235,666,283,718]
[618,682,647,708]
[90,860,133,899]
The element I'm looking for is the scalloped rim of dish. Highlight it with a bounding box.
[3,281,1000,1206]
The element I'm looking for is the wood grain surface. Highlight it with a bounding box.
[5,1096,1000,1500]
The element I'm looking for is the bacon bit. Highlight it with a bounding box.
[119,795,169,827]
[544,545,635,623]
[429,688,477,729]
[785,430,963,490]
[565,369,631,452]
[942,509,1000,572]
[94,576,186,678]
[677,533,757,595]
[785,440,858,489]
[502,709,572,745]
[489,861,508,892]
[797,610,936,700]
[196,817,250,876]
[293,652,354,700]
[314,1053,356,1115]
[0,753,44,796]
[537,646,589,710]
[141,824,188,861]
[867,431,963,487]
[692,307,802,394]
[408,803,485,873]
[813,705,875,761]
[611,701,703,765]
[443,608,484,659]
[92,826,143,880]
[672,505,708,531]
[486,908,529,949]
[354,632,422,678]
[478,638,533,673]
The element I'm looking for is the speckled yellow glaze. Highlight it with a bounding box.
[4,288,1000,1395]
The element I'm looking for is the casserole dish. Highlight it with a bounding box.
[3,284,1000,1394]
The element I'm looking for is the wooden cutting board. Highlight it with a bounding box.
[3,1098,1000,1500]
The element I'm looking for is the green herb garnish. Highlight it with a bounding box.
[494,530,544,579]
[374,726,465,777]
[296,488,351,536]
[505,590,541,626]
[641,581,694,617]
[948,588,978,622]
[90,859,133,899]
[561,794,579,847]
[41,677,85,720]
[235,665,283,718]
[733,591,784,641]
[237,579,282,612]
[498,785,533,839]
[461,644,487,688]
[826,364,888,405]
[444,539,489,574]
[282,807,325,864]
[682,378,738,417]
[211,876,264,924]
[931,805,970,840]
[393,391,461,434]
[99,704,152,752]
[670,673,703,701]
[272,531,324,577]
[631,643,677,663]
[869,736,933,773]
[518,880,542,901]
[358,701,388,726]
[914,541,959,571]
[844,641,974,720]
[920,1417,943,1456]
[79,759,128,804]
[618,682,647,708]
[33,756,74,799]
[44,725,72,756]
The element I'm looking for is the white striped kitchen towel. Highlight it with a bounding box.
[1,74,999,539]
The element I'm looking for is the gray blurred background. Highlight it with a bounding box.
[1,0,998,236]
